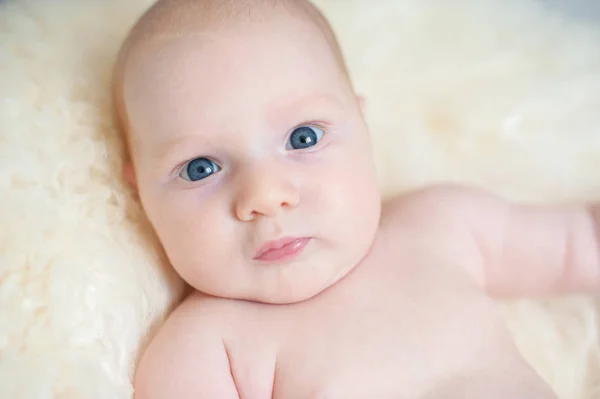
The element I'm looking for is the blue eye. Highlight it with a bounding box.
[179,157,221,182]
[286,126,324,150]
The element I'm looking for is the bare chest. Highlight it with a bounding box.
[226,247,519,399]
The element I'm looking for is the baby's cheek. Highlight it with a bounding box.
[315,170,373,227]
[328,152,378,204]
[152,195,221,260]
[326,152,380,239]
[165,216,230,290]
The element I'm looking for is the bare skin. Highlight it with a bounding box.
[134,186,600,398]
[113,1,600,398]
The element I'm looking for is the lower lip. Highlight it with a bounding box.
[255,238,311,262]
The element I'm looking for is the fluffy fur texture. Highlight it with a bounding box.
[1,0,600,397]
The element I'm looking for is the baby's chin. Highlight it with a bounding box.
[255,277,344,305]
[238,281,341,305]
[191,264,358,305]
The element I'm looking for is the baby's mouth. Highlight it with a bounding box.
[253,237,311,262]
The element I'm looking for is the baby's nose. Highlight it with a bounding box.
[234,168,299,221]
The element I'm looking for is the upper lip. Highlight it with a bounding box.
[253,236,301,259]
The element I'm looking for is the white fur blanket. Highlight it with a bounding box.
[1,0,599,397]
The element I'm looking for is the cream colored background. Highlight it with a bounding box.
[1,0,599,398]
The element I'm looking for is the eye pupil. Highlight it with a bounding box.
[196,165,211,174]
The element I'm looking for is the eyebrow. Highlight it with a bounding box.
[270,93,344,123]
[152,135,213,170]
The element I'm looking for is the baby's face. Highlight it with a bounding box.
[123,15,381,304]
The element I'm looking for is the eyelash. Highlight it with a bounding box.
[172,121,330,178]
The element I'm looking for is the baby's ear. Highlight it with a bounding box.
[123,162,137,191]
[357,95,366,114]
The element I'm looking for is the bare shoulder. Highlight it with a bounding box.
[133,293,241,399]
[379,184,506,285]
[380,184,496,230]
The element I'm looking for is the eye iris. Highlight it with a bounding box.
[187,158,215,181]
[290,127,318,149]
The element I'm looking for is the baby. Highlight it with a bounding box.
[112,0,600,397]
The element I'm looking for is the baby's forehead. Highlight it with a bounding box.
[125,31,347,133]
[116,0,343,80]
[121,0,321,59]
[113,0,349,152]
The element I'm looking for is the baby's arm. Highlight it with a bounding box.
[134,295,240,399]
[386,185,600,298]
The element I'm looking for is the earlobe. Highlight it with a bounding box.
[123,162,137,190]
[357,95,366,114]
